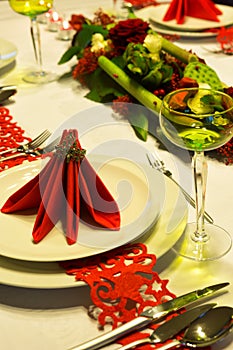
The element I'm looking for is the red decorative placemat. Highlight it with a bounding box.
[0,106,39,172]
[61,243,176,329]
[60,243,210,349]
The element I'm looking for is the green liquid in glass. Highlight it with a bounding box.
[9,0,52,17]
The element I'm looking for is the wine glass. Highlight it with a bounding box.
[8,0,56,84]
[159,87,233,261]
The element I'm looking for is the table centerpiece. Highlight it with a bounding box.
[58,8,233,164]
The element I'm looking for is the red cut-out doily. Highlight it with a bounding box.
[217,27,233,54]
[61,243,176,329]
[0,106,39,172]
[61,243,211,349]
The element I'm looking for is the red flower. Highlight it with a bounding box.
[72,47,100,85]
[108,18,150,53]
[69,14,86,32]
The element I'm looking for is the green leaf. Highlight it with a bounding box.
[58,46,81,65]
[58,25,109,65]
[84,68,125,103]
[74,24,109,49]
[127,111,148,141]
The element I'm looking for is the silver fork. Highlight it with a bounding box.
[0,129,51,156]
[0,129,51,161]
[147,151,214,224]
[0,135,60,162]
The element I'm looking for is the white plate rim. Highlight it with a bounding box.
[0,154,164,262]
[0,37,17,69]
[148,21,218,38]
[137,4,233,32]
[0,175,188,289]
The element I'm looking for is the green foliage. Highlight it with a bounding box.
[127,111,148,141]
[58,24,109,64]
[84,67,125,102]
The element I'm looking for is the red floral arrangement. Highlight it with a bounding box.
[59,9,233,164]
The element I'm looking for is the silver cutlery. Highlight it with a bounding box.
[154,306,233,350]
[117,303,216,350]
[147,151,214,224]
[0,129,51,160]
[0,134,60,162]
[0,85,17,103]
[68,282,229,350]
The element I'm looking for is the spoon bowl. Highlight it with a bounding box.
[157,306,233,350]
[183,306,233,347]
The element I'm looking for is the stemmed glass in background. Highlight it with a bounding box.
[160,87,233,261]
[8,0,56,84]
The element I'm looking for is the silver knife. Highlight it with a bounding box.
[69,282,229,350]
[118,303,216,350]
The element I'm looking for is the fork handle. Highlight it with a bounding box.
[0,152,34,162]
[168,175,214,224]
[0,148,18,156]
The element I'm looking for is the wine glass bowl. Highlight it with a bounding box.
[8,0,52,17]
[159,87,233,261]
[160,88,233,152]
[8,0,56,84]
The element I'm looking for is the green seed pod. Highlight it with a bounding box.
[184,62,223,91]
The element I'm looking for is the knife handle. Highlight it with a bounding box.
[69,316,151,350]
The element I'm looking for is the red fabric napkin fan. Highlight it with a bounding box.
[163,0,222,25]
[1,129,121,245]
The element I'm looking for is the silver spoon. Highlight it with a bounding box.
[156,306,233,350]
[0,85,17,103]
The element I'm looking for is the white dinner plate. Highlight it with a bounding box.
[0,151,164,261]
[137,4,233,32]
[147,22,218,38]
[0,175,187,289]
[0,38,17,69]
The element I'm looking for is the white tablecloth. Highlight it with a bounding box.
[0,1,233,349]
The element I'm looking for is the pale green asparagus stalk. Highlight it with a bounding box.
[98,55,162,113]
[160,36,199,64]
[98,56,202,127]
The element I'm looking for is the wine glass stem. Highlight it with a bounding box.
[192,151,209,243]
[30,17,43,73]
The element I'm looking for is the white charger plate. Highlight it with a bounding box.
[0,38,17,69]
[137,4,233,32]
[0,174,187,289]
[0,151,164,261]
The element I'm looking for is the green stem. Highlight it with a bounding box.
[98,55,162,113]
[160,36,199,64]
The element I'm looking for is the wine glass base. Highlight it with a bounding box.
[23,70,57,84]
[172,222,232,261]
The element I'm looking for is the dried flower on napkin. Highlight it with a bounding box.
[1,129,121,245]
[163,0,222,25]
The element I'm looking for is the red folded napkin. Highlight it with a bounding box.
[1,129,121,245]
[163,0,222,24]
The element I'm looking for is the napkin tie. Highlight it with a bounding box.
[1,129,121,244]
[163,0,222,24]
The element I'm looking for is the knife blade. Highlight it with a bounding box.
[118,303,216,350]
[69,282,229,350]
